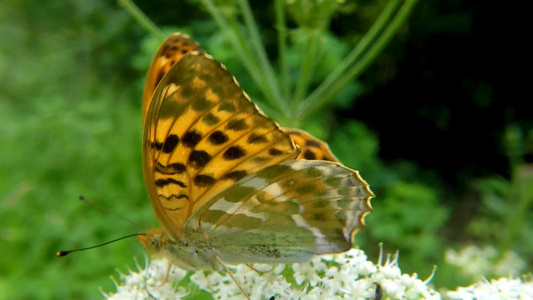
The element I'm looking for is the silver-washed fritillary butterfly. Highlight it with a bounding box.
[138,33,374,271]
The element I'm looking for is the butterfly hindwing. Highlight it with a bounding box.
[283,128,340,162]
[185,160,373,264]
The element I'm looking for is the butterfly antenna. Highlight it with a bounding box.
[215,256,250,299]
[78,195,143,230]
[56,233,146,257]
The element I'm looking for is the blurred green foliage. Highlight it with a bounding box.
[1,0,531,299]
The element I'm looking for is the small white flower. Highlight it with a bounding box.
[348,278,374,298]
[381,278,404,298]
[447,277,533,300]
[293,261,321,286]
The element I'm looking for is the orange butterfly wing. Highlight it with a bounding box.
[142,34,203,125]
[142,36,299,238]
[284,128,340,162]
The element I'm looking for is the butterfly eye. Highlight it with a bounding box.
[150,238,160,250]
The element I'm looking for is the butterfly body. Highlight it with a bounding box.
[139,228,216,270]
[139,33,373,270]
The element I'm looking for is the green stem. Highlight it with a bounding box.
[291,29,321,108]
[237,0,287,114]
[118,0,164,39]
[275,0,290,100]
[201,0,284,115]
[499,126,533,254]
[500,173,533,254]
[298,0,416,118]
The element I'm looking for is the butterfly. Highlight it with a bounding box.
[138,33,374,272]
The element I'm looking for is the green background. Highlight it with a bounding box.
[1,0,531,299]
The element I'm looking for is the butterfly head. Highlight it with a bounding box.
[138,228,169,255]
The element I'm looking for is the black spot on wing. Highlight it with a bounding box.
[303,150,317,160]
[226,119,248,131]
[182,130,202,148]
[218,102,235,112]
[169,163,186,173]
[222,170,248,181]
[202,112,220,125]
[194,174,216,187]
[191,97,213,112]
[154,179,166,187]
[155,178,187,188]
[156,162,187,174]
[247,132,269,144]
[268,148,283,156]
[305,139,321,148]
[162,135,179,153]
[151,141,163,151]
[223,146,246,160]
[188,150,212,168]
[208,131,229,145]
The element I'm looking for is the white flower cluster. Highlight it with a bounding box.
[104,257,188,300]
[103,249,440,300]
[446,277,533,300]
[445,245,526,280]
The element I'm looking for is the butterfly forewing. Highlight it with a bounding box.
[143,33,203,125]
[143,53,299,238]
[185,160,373,264]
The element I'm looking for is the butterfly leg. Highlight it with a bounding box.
[245,263,274,274]
[214,256,250,300]
[163,260,172,284]
[145,287,158,300]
